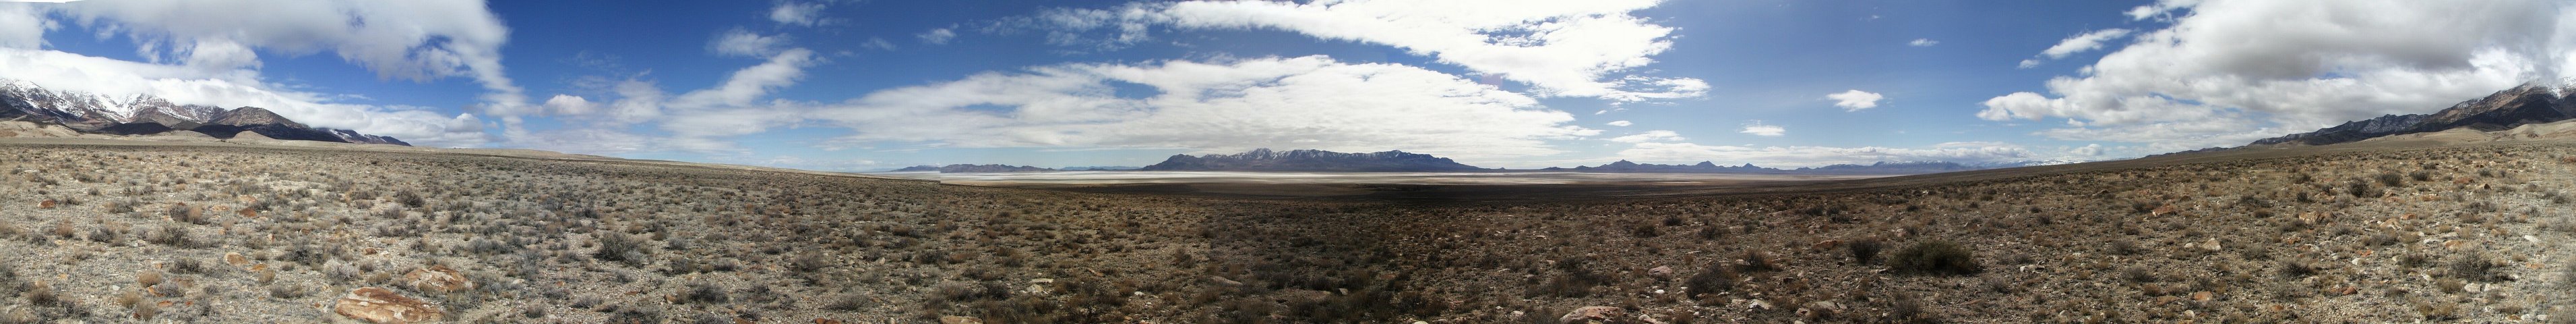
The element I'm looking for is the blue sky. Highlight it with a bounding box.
[1,0,2568,170]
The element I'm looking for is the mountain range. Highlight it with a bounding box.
[893,164,1056,173]
[1138,148,1485,172]
[0,80,408,145]
[2250,82,2576,146]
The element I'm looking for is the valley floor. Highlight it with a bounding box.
[1,137,2574,323]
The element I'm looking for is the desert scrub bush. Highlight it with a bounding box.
[594,232,646,265]
[1889,240,1980,275]
[683,281,730,304]
[2108,239,2142,255]
[2450,254,2506,282]
[1848,238,1883,264]
[1738,251,1781,273]
[1684,264,1736,298]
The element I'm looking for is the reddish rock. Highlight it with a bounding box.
[332,287,444,324]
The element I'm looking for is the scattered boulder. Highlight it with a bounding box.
[332,287,443,324]
[1559,306,1626,323]
[403,266,475,294]
[1647,266,1674,280]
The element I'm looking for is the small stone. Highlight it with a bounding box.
[938,315,984,324]
[1207,276,1243,286]
[37,200,55,209]
[224,252,249,266]
[403,265,475,294]
[1559,306,1625,324]
[332,287,444,324]
[814,319,844,324]
[2190,291,2213,302]
[1647,266,1674,280]
[2199,238,2222,252]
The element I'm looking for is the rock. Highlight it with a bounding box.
[2199,238,2223,252]
[37,199,54,209]
[2190,291,2214,302]
[1559,306,1626,324]
[1208,275,1244,286]
[332,287,444,324]
[224,252,249,267]
[1647,266,1674,280]
[1798,301,1843,320]
[403,265,475,294]
[814,319,844,324]
[938,315,984,324]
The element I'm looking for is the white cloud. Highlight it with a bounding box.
[710,28,790,57]
[1908,38,1938,47]
[2037,29,2131,59]
[1738,120,1784,136]
[768,1,826,26]
[671,48,819,110]
[1615,141,2034,168]
[917,28,956,45]
[1016,0,1705,101]
[1981,0,2571,150]
[1605,120,1632,126]
[861,37,896,51]
[49,0,530,112]
[0,4,50,49]
[1825,90,1883,111]
[543,94,598,115]
[1607,130,1682,143]
[808,55,1597,159]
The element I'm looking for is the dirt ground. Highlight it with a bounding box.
[2,136,2575,323]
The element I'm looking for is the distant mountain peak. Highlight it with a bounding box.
[1139,148,1482,171]
[0,80,405,146]
[2250,82,2576,146]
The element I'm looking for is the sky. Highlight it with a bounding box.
[1,0,2572,170]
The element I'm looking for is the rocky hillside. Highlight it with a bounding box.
[1139,148,1484,171]
[2254,83,2576,146]
[0,80,408,146]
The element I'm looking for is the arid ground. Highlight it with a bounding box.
[3,134,2575,323]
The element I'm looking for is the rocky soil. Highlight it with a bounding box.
[0,138,2573,323]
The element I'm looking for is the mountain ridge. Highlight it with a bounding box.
[1138,148,1486,172]
[0,80,408,145]
[2250,82,2576,146]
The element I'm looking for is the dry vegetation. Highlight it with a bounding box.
[1,140,2575,323]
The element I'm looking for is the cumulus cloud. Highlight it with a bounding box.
[1615,141,2033,168]
[1606,130,1682,143]
[768,1,825,26]
[49,0,530,111]
[0,4,50,49]
[1008,0,1705,101]
[1825,90,1883,111]
[1908,38,1938,47]
[1738,120,1784,136]
[710,28,790,57]
[917,28,955,45]
[543,94,598,115]
[1605,120,1632,126]
[808,55,1597,159]
[2018,29,2132,68]
[1982,0,2573,150]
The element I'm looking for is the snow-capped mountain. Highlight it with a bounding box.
[0,80,408,145]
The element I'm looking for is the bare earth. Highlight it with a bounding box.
[1,130,2575,323]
